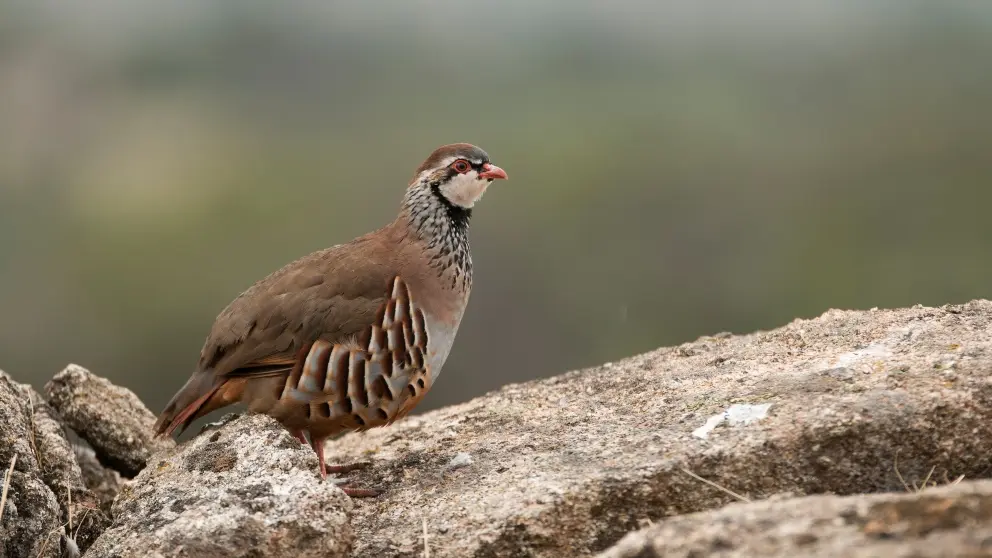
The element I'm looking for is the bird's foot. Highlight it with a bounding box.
[323,462,379,497]
[309,437,381,496]
[290,429,307,445]
[327,476,384,498]
[324,460,372,475]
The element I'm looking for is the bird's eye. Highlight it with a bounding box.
[451,160,471,174]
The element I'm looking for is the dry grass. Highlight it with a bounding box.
[72,506,92,542]
[422,517,430,558]
[38,486,96,558]
[1,468,94,558]
[679,467,751,503]
[35,520,68,558]
[26,392,40,468]
[893,452,965,494]
[35,503,90,558]
[0,453,17,524]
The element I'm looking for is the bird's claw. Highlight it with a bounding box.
[336,483,384,498]
[322,461,381,497]
[324,460,372,475]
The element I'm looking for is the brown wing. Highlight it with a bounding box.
[201,253,393,377]
[154,230,400,435]
[278,275,433,437]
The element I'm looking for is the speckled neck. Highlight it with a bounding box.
[400,182,473,291]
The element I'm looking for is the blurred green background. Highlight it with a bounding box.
[2,1,990,418]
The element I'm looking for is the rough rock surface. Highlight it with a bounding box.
[73,444,122,514]
[315,300,992,557]
[45,364,174,477]
[597,479,992,557]
[7,301,992,558]
[0,371,109,558]
[85,413,354,558]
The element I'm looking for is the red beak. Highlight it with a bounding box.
[478,163,508,181]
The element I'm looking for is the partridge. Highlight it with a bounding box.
[153,143,506,496]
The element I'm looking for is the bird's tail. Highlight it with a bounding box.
[153,373,245,437]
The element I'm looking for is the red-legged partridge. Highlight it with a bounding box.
[154,143,507,496]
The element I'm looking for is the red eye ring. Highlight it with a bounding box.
[451,160,471,174]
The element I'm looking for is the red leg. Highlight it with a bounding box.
[309,435,327,480]
[291,429,307,445]
[304,437,381,496]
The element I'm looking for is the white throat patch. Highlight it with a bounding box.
[439,171,490,208]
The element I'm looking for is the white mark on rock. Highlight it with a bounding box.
[692,403,773,439]
[832,343,892,368]
[691,413,726,440]
[726,403,772,426]
[446,452,473,471]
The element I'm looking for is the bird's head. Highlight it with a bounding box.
[410,143,507,209]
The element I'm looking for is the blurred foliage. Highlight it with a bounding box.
[1,1,990,418]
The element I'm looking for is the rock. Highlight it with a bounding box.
[45,364,174,477]
[10,301,992,557]
[596,479,992,557]
[85,413,354,558]
[72,444,121,514]
[0,371,109,558]
[28,396,110,552]
[317,300,992,557]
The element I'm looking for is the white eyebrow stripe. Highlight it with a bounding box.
[439,156,484,167]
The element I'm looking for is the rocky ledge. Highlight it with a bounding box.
[597,480,992,557]
[0,300,990,557]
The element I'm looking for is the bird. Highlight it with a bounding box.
[153,143,507,496]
